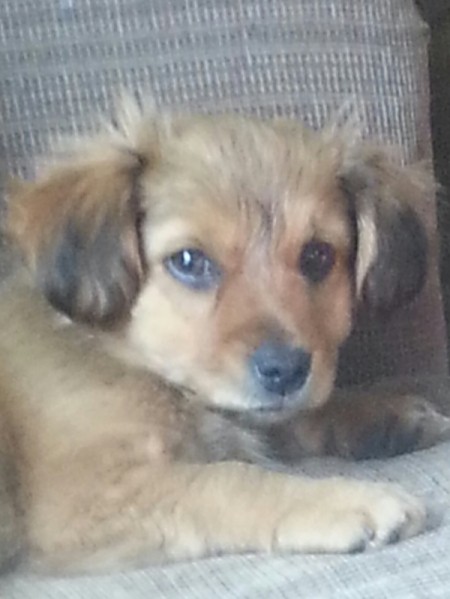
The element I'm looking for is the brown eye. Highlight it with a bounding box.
[299,240,336,283]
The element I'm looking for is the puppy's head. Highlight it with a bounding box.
[7,101,430,420]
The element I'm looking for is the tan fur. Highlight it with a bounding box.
[0,99,447,575]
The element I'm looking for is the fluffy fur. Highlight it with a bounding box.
[0,99,449,574]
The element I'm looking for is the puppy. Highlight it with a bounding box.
[0,99,449,574]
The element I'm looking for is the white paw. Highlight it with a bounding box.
[274,479,426,554]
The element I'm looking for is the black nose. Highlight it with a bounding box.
[250,341,311,396]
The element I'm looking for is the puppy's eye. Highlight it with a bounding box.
[299,240,335,283]
[164,249,221,290]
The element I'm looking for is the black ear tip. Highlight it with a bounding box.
[363,206,428,316]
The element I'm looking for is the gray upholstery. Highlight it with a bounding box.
[1,0,450,597]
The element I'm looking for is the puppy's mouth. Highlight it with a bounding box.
[249,399,305,424]
[249,381,313,415]
[229,371,332,424]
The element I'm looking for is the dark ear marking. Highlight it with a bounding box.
[340,155,429,317]
[361,204,428,315]
[40,162,147,326]
[40,210,145,327]
[8,148,148,327]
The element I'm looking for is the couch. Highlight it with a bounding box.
[1,1,449,597]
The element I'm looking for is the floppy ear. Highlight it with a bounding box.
[340,146,430,316]
[7,144,149,326]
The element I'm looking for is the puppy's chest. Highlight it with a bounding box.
[168,407,269,465]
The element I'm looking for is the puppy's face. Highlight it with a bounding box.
[129,120,356,415]
[8,105,429,419]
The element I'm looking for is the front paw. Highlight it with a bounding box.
[346,396,450,460]
[290,391,450,461]
[275,479,426,554]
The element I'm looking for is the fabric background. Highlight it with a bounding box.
[1,0,450,597]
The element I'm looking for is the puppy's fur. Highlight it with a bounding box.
[1,100,449,574]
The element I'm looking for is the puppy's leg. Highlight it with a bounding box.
[276,377,450,461]
[25,453,425,574]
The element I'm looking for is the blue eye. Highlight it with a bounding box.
[164,249,221,290]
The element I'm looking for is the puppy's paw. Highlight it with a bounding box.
[348,396,450,460]
[290,391,450,461]
[275,479,426,554]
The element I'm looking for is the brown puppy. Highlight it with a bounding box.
[1,99,449,574]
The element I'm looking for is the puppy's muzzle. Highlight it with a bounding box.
[250,341,311,399]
